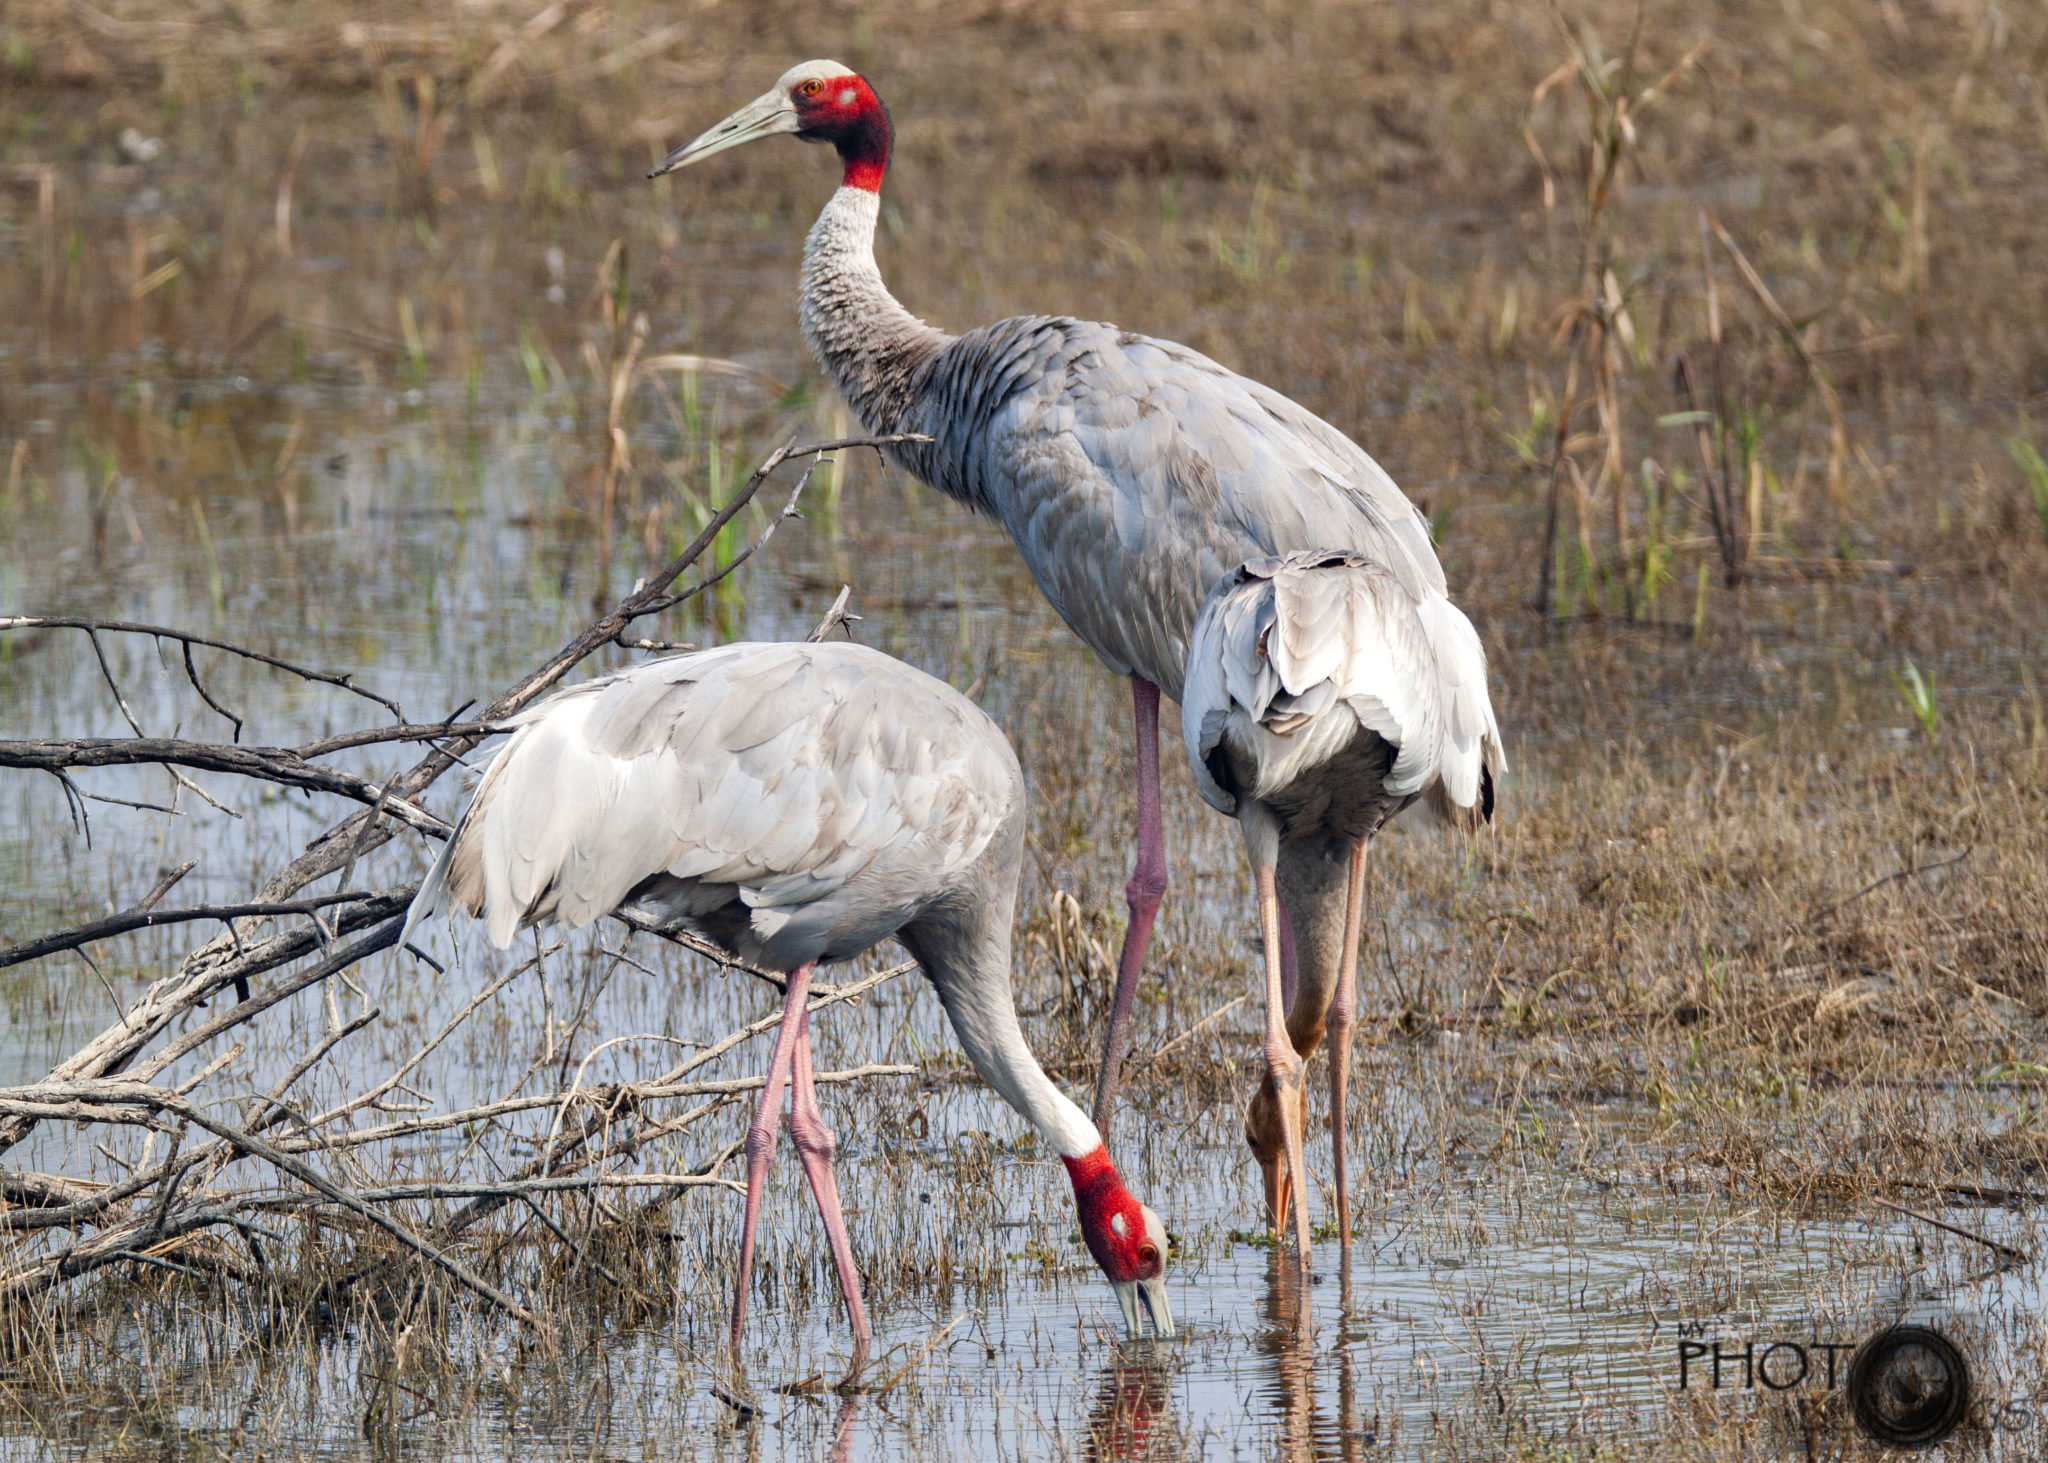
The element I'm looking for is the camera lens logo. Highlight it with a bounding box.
[1846,1324,1972,1448]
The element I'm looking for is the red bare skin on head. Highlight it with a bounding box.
[791,73,892,192]
[1063,1145,1162,1284]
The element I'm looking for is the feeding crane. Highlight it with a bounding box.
[649,62,1488,1203]
[1182,550,1501,1259]
[401,642,1174,1350]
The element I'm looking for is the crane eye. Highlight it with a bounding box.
[800,79,824,97]
[1138,1244,1158,1266]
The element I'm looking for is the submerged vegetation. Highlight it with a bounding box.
[0,0,2044,1457]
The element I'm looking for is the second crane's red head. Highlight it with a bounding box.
[649,60,892,193]
[1064,1145,1175,1338]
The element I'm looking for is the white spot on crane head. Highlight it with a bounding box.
[1110,1212,1129,1238]
[838,88,858,106]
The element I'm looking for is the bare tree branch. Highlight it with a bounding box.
[1,892,375,971]
[0,616,405,727]
[806,584,859,643]
[0,738,451,839]
[0,1081,532,1320]
[294,720,507,759]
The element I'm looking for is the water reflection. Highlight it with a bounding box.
[1254,1252,1335,1462]
[1084,1344,1181,1461]
[1327,1258,1377,1462]
[1076,1252,1385,1463]
[825,1390,861,1463]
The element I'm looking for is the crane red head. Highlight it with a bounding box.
[649,60,893,193]
[1064,1145,1175,1338]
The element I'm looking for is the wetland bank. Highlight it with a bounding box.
[2,0,2046,1457]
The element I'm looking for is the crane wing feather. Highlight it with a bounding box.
[927,317,1445,702]
[403,643,1018,957]
[1180,552,1504,822]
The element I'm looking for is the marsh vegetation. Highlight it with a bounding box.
[1,0,2045,1456]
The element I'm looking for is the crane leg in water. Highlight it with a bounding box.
[735,961,870,1357]
[1247,841,1345,1246]
[1243,812,1313,1264]
[1091,676,1168,1138]
[790,995,872,1351]
[1328,841,1368,1249]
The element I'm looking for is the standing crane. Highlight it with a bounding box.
[401,642,1174,1352]
[1181,551,1501,1259]
[651,62,1487,1235]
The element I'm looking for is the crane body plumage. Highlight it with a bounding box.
[403,642,1172,1358]
[801,186,1445,706]
[786,147,1462,1157]
[408,641,1014,973]
[1183,551,1502,835]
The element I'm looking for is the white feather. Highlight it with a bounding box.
[1183,551,1504,825]
[404,643,1020,965]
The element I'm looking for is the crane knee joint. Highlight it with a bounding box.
[792,1112,836,1157]
[1125,865,1168,908]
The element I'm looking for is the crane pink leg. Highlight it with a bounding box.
[1328,841,1368,1249]
[730,961,815,1357]
[790,998,872,1348]
[1254,861,1313,1266]
[1091,676,1167,1138]
[1277,897,1300,1015]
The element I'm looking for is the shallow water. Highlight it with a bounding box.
[4,79,2045,1463]
[7,361,2041,1460]
[14,1146,2043,1459]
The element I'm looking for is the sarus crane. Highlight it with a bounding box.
[401,642,1174,1349]
[651,61,1499,1250]
[1182,550,1500,1259]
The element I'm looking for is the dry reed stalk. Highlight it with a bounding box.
[1526,13,1702,622]
[1704,213,1854,542]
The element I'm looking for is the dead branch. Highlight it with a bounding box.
[0,614,406,731]
[233,434,923,916]
[0,737,451,839]
[294,719,504,758]
[0,891,415,1127]
[2,1080,531,1319]
[805,584,859,643]
[0,891,375,971]
[0,436,911,1164]
[429,963,914,1238]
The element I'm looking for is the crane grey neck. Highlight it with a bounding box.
[898,836,1099,1160]
[801,188,951,454]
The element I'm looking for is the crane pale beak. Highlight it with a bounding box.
[648,88,802,178]
[1113,1275,1176,1339]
